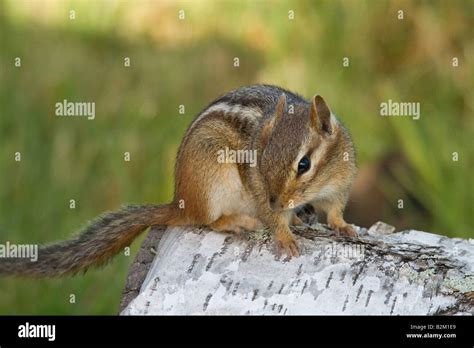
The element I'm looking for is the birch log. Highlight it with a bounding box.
[120,222,474,315]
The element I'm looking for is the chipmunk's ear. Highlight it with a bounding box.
[274,93,287,124]
[261,94,287,147]
[310,95,333,135]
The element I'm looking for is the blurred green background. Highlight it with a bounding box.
[0,0,472,314]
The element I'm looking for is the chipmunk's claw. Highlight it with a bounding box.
[275,232,300,258]
[334,224,357,237]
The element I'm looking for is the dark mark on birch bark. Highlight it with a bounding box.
[203,293,213,311]
[390,296,398,315]
[149,276,160,296]
[144,301,150,315]
[232,282,240,296]
[340,270,346,281]
[219,236,232,255]
[342,295,349,312]
[301,280,308,294]
[352,262,366,285]
[220,274,233,292]
[325,272,334,289]
[365,290,374,307]
[187,254,201,273]
[206,252,218,271]
[355,284,364,302]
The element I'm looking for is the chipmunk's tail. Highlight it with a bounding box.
[0,204,181,277]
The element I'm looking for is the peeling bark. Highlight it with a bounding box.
[120,222,474,315]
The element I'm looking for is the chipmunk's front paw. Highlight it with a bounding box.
[332,223,357,237]
[275,228,300,257]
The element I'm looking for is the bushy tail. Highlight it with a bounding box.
[0,204,179,277]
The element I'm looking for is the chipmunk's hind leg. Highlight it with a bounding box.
[203,162,262,233]
[210,214,263,234]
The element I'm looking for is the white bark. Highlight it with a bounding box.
[121,222,474,315]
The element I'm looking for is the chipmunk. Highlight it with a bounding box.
[0,84,357,277]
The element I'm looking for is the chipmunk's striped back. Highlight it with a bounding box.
[186,84,309,136]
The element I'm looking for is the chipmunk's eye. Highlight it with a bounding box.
[297,155,311,175]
